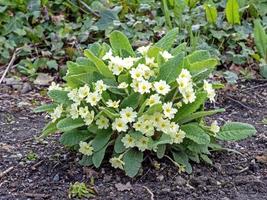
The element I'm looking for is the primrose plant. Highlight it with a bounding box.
[36,28,256,177]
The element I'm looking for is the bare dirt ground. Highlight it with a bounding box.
[0,80,266,200]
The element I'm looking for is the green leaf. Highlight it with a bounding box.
[225,0,240,25]
[47,60,58,70]
[162,0,172,29]
[0,6,7,13]
[67,60,96,76]
[177,109,225,124]
[156,144,166,159]
[34,103,57,113]
[65,71,104,88]
[187,143,210,154]
[200,154,213,165]
[144,104,162,115]
[184,50,218,75]
[79,155,93,166]
[120,93,141,109]
[181,123,210,145]
[48,90,72,105]
[60,130,91,146]
[91,129,112,152]
[147,46,162,58]
[260,63,267,78]
[114,133,126,153]
[95,7,121,30]
[204,2,217,24]
[171,42,187,55]
[216,122,256,141]
[157,52,185,83]
[123,149,143,177]
[185,50,210,63]
[57,118,84,132]
[155,28,178,50]
[185,0,199,8]
[40,121,58,138]
[152,134,172,151]
[100,107,120,120]
[253,19,267,60]
[174,92,207,122]
[92,143,109,168]
[172,150,192,173]
[109,31,135,57]
[84,49,114,79]
[118,73,131,83]
[27,0,40,12]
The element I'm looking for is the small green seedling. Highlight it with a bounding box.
[68,182,95,199]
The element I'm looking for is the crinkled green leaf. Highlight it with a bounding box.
[65,71,104,88]
[40,120,58,138]
[171,42,187,55]
[120,92,141,109]
[181,123,210,145]
[216,122,256,141]
[157,52,185,83]
[110,31,135,57]
[60,129,91,146]
[123,149,143,177]
[200,154,213,165]
[57,118,84,132]
[34,103,58,113]
[91,129,112,152]
[174,92,207,122]
[84,49,114,79]
[92,143,109,168]
[155,28,178,50]
[177,109,225,124]
[145,104,162,115]
[48,90,72,105]
[114,133,126,153]
[79,155,93,166]
[156,144,166,159]
[172,150,192,173]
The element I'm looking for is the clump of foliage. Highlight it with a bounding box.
[36,31,256,177]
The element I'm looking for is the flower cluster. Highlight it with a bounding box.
[39,31,256,177]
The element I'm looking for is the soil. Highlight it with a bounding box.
[0,81,266,200]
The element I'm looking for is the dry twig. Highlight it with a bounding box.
[226,96,257,111]
[142,186,154,200]
[0,48,21,84]
[241,82,267,91]
[14,192,50,198]
[0,166,14,178]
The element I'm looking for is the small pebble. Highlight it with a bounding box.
[53,174,60,181]
[157,174,164,181]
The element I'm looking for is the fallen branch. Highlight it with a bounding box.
[14,192,50,198]
[0,166,14,178]
[241,82,267,91]
[226,96,257,111]
[142,186,154,200]
[31,160,44,170]
[0,48,21,84]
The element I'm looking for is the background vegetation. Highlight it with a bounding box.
[0,0,267,83]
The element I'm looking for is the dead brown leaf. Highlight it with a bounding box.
[256,153,267,164]
[115,182,133,191]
